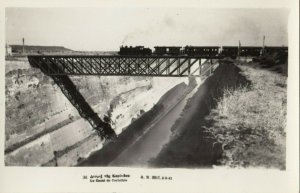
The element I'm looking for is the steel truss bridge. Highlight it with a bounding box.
[28,55,219,77]
[27,55,220,140]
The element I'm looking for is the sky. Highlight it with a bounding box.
[5,8,289,51]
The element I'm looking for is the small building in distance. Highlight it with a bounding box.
[5,44,12,56]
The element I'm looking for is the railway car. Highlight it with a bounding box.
[263,46,288,62]
[182,46,219,56]
[240,46,262,57]
[153,46,181,55]
[263,46,288,55]
[119,46,152,55]
[221,46,239,59]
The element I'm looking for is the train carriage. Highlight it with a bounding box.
[153,46,181,55]
[240,46,262,57]
[264,46,288,55]
[221,46,239,59]
[182,46,220,56]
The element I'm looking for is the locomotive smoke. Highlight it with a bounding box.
[121,15,176,45]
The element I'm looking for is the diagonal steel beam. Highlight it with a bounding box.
[59,58,76,74]
[147,58,157,74]
[93,58,108,74]
[140,57,150,74]
[84,58,101,74]
[131,57,145,75]
[106,58,118,74]
[65,58,83,74]
[89,58,103,73]
[150,58,168,74]
[180,58,199,76]
[109,57,121,74]
[29,57,45,73]
[42,58,60,75]
[50,58,73,74]
[77,57,94,74]
[122,58,133,74]
[159,58,177,75]
[102,57,117,74]
[169,58,188,75]
[117,58,128,74]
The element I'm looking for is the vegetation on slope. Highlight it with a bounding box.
[205,62,286,169]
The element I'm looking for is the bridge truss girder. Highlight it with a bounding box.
[28,55,219,77]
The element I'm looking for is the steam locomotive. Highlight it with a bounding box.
[119,46,152,55]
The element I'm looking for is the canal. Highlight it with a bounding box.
[108,82,200,167]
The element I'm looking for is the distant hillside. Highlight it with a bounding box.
[10,45,72,54]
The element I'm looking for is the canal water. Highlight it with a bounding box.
[108,80,201,167]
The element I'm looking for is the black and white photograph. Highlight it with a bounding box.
[0,0,299,192]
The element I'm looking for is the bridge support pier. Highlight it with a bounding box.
[50,75,116,140]
[29,56,116,140]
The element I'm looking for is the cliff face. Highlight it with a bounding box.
[5,58,186,166]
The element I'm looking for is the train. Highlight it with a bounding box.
[118,45,288,58]
[119,45,220,56]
